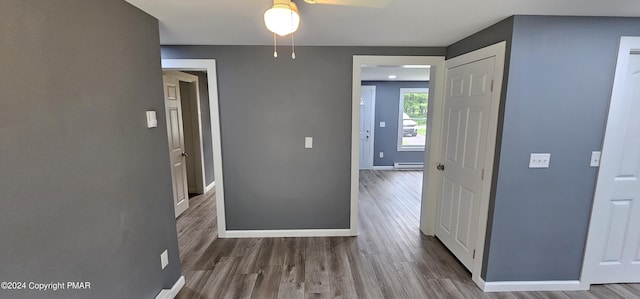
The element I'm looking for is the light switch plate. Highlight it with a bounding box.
[146,111,157,128]
[590,151,601,167]
[380,122,386,128]
[379,152,384,158]
[305,137,313,149]
[160,250,168,269]
[529,153,551,168]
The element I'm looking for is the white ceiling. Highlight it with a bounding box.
[125,0,640,46]
[361,65,430,81]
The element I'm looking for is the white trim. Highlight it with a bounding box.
[161,59,227,238]
[441,42,506,290]
[222,229,353,238]
[154,275,185,299]
[352,55,446,237]
[204,181,216,193]
[419,63,445,236]
[371,166,394,170]
[393,162,424,169]
[397,87,428,152]
[481,280,587,292]
[360,85,376,170]
[163,71,207,194]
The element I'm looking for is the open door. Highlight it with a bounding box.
[163,74,189,218]
[434,56,496,270]
[582,36,640,284]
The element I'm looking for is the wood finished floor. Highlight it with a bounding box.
[175,170,640,299]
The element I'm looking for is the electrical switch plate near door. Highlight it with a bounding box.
[590,151,601,167]
[160,250,168,269]
[529,153,551,168]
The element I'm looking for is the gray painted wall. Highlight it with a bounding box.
[479,16,640,281]
[0,1,181,298]
[362,81,428,166]
[161,46,446,230]
[445,16,514,280]
[185,71,215,185]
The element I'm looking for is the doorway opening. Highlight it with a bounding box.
[357,63,432,246]
[351,47,505,291]
[350,55,445,237]
[161,59,226,279]
[162,71,213,218]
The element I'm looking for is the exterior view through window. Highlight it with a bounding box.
[399,88,428,151]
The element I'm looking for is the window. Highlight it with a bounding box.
[398,88,428,151]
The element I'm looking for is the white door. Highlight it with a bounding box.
[359,86,375,169]
[435,57,496,270]
[163,74,189,218]
[582,37,640,284]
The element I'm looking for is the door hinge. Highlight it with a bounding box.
[473,250,476,259]
[481,169,484,180]
[490,80,494,92]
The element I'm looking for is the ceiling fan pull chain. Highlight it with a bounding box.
[290,3,296,60]
[291,32,296,59]
[273,33,278,58]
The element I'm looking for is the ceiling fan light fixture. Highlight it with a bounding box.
[264,0,300,36]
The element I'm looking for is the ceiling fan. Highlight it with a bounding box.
[265,0,392,59]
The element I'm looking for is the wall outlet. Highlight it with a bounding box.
[380,122,386,128]
[379,152,384,158]
[529,153,551,168]
[590,151,601,167]
[160,250,168,269]
[305,137,313,149]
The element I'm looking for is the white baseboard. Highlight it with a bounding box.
[482,279,587,292]
[393,162,424,169]
[370,166,394,170]
[155,275,185,299]
[221,229,354,238]
[204,181,215,193]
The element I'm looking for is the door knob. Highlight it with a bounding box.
[436,163,445,171]
[181,152,189,157]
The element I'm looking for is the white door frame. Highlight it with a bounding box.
[360,85,376,170]
[351,55,446,236]
[581,36,640,287]
[163,71,206,194]
[161,59,227,237]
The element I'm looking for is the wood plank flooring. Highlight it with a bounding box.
[175,170,640,298]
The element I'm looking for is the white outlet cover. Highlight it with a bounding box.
[305,137,313,149]
[161,250,169,269]
[379,152,384,158]
[380,122,386,127]
[529,153,551,168]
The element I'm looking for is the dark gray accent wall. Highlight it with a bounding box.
[446,16,514,60]
[161,46,446,230]
[482,16,640,281]
[185,71,215,185]
[362,81,428,166]
[0,1,180,298]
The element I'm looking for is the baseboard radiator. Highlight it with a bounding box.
[393,162,424,170]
